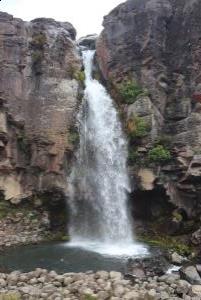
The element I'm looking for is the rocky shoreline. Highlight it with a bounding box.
[1,268,201,299]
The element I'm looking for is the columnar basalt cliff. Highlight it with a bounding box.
[0,12,82,207]
[96,0,201,242]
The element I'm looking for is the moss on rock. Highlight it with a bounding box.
[138,233,192,256]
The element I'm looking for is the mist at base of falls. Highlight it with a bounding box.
[68,50,148,257]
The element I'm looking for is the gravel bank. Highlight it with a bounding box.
[0,269,201,299]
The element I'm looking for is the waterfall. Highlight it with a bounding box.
[68,50,148,256]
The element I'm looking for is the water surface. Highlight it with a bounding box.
[0,242,149,273]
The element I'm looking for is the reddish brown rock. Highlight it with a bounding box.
[0,12,82,203]
[96,0,201,227]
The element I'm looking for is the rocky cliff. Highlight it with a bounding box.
[96,0,201,243]
[0,12,82,210]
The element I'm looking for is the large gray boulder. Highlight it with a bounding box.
[180,266,201,285]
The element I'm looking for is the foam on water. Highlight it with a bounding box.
[67,240,148,258]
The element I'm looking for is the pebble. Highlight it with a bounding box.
[0,269,200,299]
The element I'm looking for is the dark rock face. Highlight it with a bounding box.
[127,253,169,278]
[96,0,201,237]
[77,34,98,50]
[0,12,82,204]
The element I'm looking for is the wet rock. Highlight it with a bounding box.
[192,228,201,245]
[171,252,186,265]
[132,267,146,279]
[180,266,201,285]
[78,34,98,50]
[96,0,201,222]
[128,255,169,278]
[158,274,180,284]
[196,265,201,276]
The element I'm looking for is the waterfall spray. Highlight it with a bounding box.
[68,50,148,256]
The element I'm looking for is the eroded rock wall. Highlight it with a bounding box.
[0,12,82,204]
[96,0,201,238]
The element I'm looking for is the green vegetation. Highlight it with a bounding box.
[173,211,183,222]
[44,231,70,242]
[138,234,192,256]
[119,80,148,104]
[30,33,46,75]
[0,293,21,300]
[68,131,79,145]
[84,295,97,300]
[0,201,39,220]
[73,70,85,83]
[0,201,10,219]
[61,235,70,241]
[31,50,43,65]
[148,145,171,163]
[127,116,150,139]
[30,33,46,49]
[17,132,31,158]
[193,149,201,155]
[128,149,140,164]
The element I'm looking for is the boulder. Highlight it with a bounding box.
[171,252,186,265]
[180,266,201,285]
[192,228,201,245]
[191,285,201,297]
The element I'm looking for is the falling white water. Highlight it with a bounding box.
[68,50,148,257]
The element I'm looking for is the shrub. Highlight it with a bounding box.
[17,133,31,156]
[0,293,21,300]
[119,80,148,104]
[68,131,79,145]
[127,116,150,139]
[30,33,46,50]
[73,70,85,83]
[148,145,171,163]
[138,234,192,256]
[30,33,46,75]
[173,211,183,222]
[31,50,43,65]
[84,295,97,300]
[128,149,140,164]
